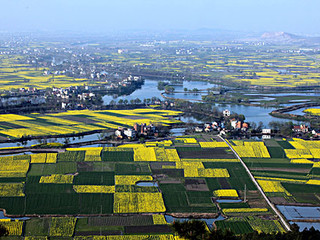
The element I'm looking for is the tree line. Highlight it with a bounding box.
[172,220,320,240]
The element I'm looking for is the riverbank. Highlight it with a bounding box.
[270,102,320,122]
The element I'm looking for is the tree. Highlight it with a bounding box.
[0,224,8,237]
[157,81,168,91]
[280,121,293,137]
[249,122,257,130]
[257,121,264,132]
[192,88,199,92]
[165,85,175,93]
[63,137,70,145]
[171,220,209,240]
[172,220,320,240]
[118,99,124,105]
[238,114,245,122]
[135,98,141,104]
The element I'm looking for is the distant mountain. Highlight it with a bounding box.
[260,31,303,43]
[239,31,320,45]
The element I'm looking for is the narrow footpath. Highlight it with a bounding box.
[218,135,291,231]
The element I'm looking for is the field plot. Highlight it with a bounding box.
[304,108,320,116]
[236,138,320,205]
[0,109,181,139]
[215,216,285,234]
[0,55,108,90]
[218,53,320,88]
[0,137,286,237]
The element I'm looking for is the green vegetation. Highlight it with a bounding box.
[2,136,320,237]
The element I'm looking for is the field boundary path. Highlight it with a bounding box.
[218,135,291,231]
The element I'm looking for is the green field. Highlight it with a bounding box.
[0,137,302,238]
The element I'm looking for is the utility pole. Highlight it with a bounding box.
[244,184,247,202]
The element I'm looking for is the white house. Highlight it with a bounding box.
[262,135,271,139]
[124,129,136,138]
[223,109,231,117]
[230,120,237,129]
[262,129,271,134]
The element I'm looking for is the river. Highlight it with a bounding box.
[103,79,306,127]
[102,80,218,104]
[0,80,308,149]
[0,133,102,149]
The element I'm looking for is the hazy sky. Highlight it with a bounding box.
[1,0,319,35]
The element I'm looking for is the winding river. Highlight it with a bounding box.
[103,79,306,127]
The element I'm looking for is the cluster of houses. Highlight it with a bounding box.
[193,109,318,138]
[19,87,39,93]
[195,122,225,133]
[195,109,250,133]
[105,75,142,91]
[115,123,158,139]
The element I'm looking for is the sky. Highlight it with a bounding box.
[0,0,319,35]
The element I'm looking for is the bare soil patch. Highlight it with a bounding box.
[185,179,209,191]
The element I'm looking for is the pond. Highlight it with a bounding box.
[0,211,30,221]
[276,205,320,231]
[277,205,320,220]
[165,215,225,229]
[0,133,103,149]
[102,79,218,104]
[212,103,303,127]
[102,79,309,127]
[292,222,320,231]
[164,92,206,101]
[136,182,159,187]
[78,143,113,148]
[0,152,33,157]
[170,128,186,136]
[250,97,276,102]
[179,102,305,127]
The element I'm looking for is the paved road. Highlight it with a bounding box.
[218,135,291,231]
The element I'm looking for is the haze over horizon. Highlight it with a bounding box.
[0,0,320,36]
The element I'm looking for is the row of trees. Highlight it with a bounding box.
[108,97,161,106]
[172,220,320,240]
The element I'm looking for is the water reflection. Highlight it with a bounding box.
[0,133,102,149]
[165,214,225,229]
[103,79,218,104]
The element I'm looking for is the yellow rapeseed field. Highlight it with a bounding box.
[257,180,291,196]
[0,183,25,197]
[152,215,167,225]
[115,175,153,185]
[49,217,77,237]
[214,189,238,198]
[232,141,270,158]
[0,158,29,177]
[39,174,74,184]
[223,208,268,214]
[199,142,228,148]
[73,185,115,193]
[113,192,166,213]
[0,220,24,236]
[306,179,320,185]
[134,146,157,161]
[175,162,230,178]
